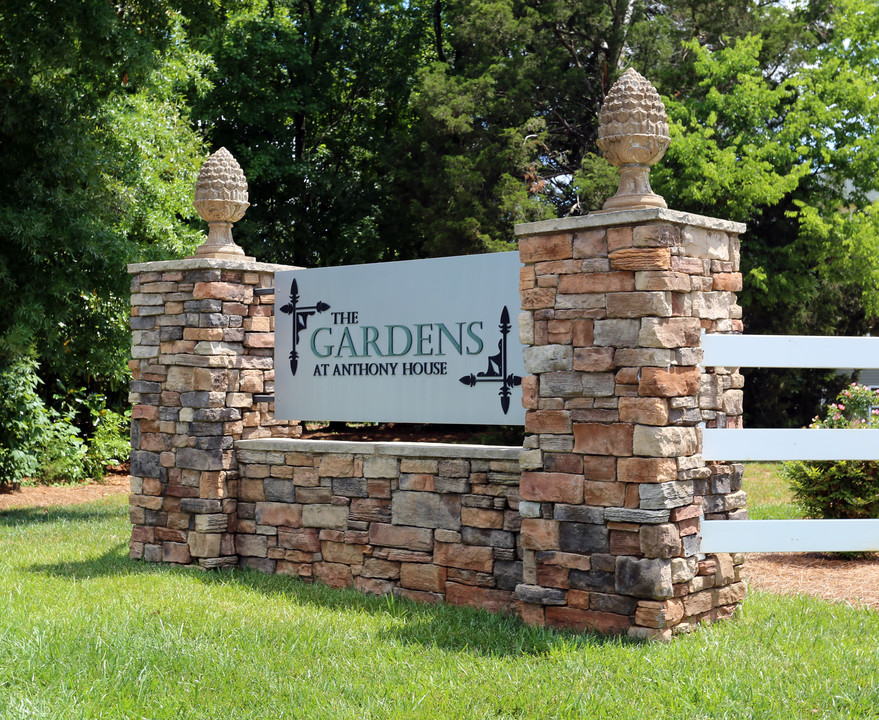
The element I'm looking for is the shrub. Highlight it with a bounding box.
[0,356,49,486]
[0,357,127,486]
[780,384,879,520]
[83,400,131,481]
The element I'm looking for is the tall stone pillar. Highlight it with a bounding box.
[128,148,299,568]
[513,71,748,639]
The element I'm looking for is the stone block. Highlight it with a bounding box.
[683,589,714,616]
[176,448,223,471]
[606,291,671,318]
[255,502,303,527]
[188,532,221,558]
[692,292,736,319]
[640,523,682,558]
[277,527,320,552]
[296,487,333,505]
[558,522,608,553]
[313,562,354,589]
[523,344,573,373]
[682,227,729,260]
[635,271,691,292]
[634,599,685,629]
[558,272,634,293]
[582,481,626,507]
[321,540,365,565]
[573,423,633,456]
[400,562,446,592]
[553,504,604,524]
[605,504,672,523]
[615,556,673,599]
[369,523,433,551]
[520,518,559,551]
[639,481,694,510]
[350,498,392,523]
[445,583,513,614]
[318,455,355,477]
[162,542,191,564]
[520,472,583,504]
[525,410,572,434]
[194,514,229,533]
[237,534,268,557]
[573,347,615,372]
[716,581,746,605]
[632,426,698,457]
[593,319,639,347]
[539,371,582,397]
[363,456,399,478]
[434,542,494,572]
[302,504,348,530]
[573,229,608,258]
[461,507,504,529]
[568,569,615,593]
[391,492,461,530]
[609,247,671,271]
[638,366,700,397]
[333,477,369,498]
[639,317,701,349]
[361,558,401,579]
[515,584,567,605]
[617,457,677,484]
[618,397,669,426]
[519,233,572,263]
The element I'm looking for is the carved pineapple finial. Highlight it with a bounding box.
[596,68,670,211]
[191,147,252,260]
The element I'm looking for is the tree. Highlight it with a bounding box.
[649,0,879,426]
[189,0,435,267]
[0,1,206,392]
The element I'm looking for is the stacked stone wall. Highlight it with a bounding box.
[128,259,300,568]
[234,439,523,609]
[128,209,750,638]
[514,210,748,639]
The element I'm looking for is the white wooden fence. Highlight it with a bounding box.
[699,334,879,553]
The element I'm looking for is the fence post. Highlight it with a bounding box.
[127,148,299,569]
[514,70,748,639]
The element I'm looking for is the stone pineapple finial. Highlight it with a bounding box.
[191,147,253,260]
[596,68,670,211]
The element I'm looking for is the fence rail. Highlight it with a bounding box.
[702,333,879,368]
[701,519,879,553]
[702,428,879,461]
[700,333,879,553]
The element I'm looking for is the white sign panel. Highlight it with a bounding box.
[274,252,525,425]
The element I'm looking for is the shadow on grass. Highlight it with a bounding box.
[0,501,126,527]
[27,534,637,656]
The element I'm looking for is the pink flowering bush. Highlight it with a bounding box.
[781,384,879,520]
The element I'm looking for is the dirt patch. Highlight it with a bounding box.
[0,470,129,511]
[746,552,879,611]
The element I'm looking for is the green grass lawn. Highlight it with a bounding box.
[1,495,878,719]
[743,462,804,520]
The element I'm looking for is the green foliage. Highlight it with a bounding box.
[0,1,207,392]
[84,403,132,482]
[781,384,879,520]
[0,357,49,486]
[0,357,129,486]
[648,0,879,426]
[36,406,88,485]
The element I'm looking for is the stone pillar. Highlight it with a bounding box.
[128,257,300,568]
[515,208,747,639]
